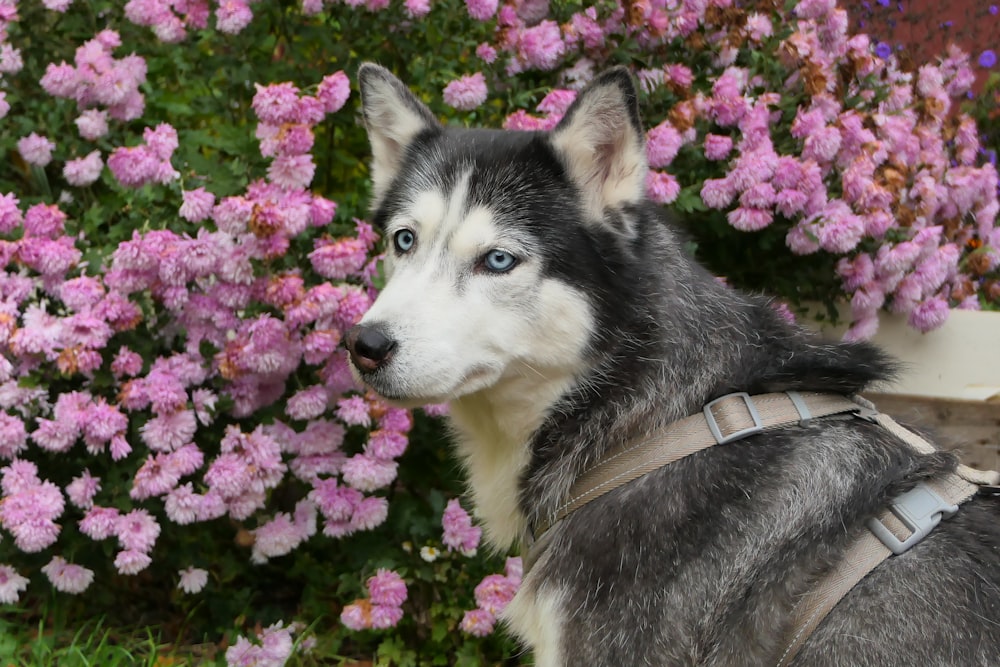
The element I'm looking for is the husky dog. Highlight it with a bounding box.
[346,63,1000,666]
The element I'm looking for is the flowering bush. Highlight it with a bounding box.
[1,0,999,664]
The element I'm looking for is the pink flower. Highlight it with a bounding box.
[17,133,56,167]
[180,188,215,222]
[460,608,496,636]
[336,395,371,427]
[0,413,27,459]
[342,454,397,492]
[646,121,682,168]
[745,13,773,41]
[365,430,408,460]
[317,71,350,114]
[404,0,431,17]
[474,573,519,615]
[178,566,208,593]
[0,564,30,604]
[79,506,120,540]
[63,150,103,186]
[370,604,404,629]
[646,171,680,205]
[0,192,22,233]
[286,385,328,421]
[116,508,160,552]
[340,601,373,630]
[476,43,498,63]
[908,295,949,332]
[367,568,407,606]
[443,72,488,111]
[727,207,773,232]
[107,145,159,187]
[66,470,100,509]
[350,496,388,530]
[442,498,481,555]
[75,109,109,140]
[252,82,300,125]
[518,20,565,71]
[700,178,735,209]
[309,237,367,280]
[465,0,496,19]
[216,0,253,34]
[251,512,305,563]
[114,549,152,575]
[140,409,197,452]
[267,154,315,189]
[41,556,93,594]
[704,134,733,161]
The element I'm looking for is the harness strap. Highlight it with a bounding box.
[532,391,862,540]
[524,391,1000,665]
[777,414,997,666]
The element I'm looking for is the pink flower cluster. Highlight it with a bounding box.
[225,621,300,667]
[442,72,488,111]
[253,74,351,190]
[124,0,211,42]
[340,568,408,630]
[0,64,408,605]
[40,30,146,122]
[441,498,481,555]
[460,557,522,637]
[493,0,999,337]
[107,123,180,188]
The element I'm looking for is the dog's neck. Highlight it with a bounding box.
[448,360,581,549]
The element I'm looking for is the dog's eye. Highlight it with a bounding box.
[393,229,416,253]
[483,249,517,273]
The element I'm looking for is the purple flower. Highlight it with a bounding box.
[252,82,300,125]
[0,413,27,459]
[116,508,160,552]
[350,496,387,530]
[704,134,733,161]
[908,295,949,332]
[65,470,101,509]
[979,50,997,69]
[443,72,488,111]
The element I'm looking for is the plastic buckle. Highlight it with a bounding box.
[703,392,764,445]
[784,390,812,427]
[867,482,959,556]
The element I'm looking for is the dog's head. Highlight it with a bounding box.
[346,64,649,405]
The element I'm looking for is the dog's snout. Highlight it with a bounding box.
[346,324,397,372]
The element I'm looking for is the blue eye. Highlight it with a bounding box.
[483,249,517,273]
[393,229,415,253]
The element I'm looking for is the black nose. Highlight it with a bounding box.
[346,324,397,372]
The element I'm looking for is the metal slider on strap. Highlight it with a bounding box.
[703,392,764,445]
[866,482,959,555]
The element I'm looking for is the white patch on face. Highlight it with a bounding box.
[356,170,595,547]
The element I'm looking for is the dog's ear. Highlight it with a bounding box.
[358,63,440,207]
[550,68,647,226]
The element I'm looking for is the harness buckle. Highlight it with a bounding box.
[703,392,764,445]
[866,482,959,555]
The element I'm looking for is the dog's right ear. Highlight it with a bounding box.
[358,63,440,207]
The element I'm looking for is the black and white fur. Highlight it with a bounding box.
[347,64,1000,665]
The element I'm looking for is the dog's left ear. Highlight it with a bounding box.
[550,68,647,226]
[358,63,441,208]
